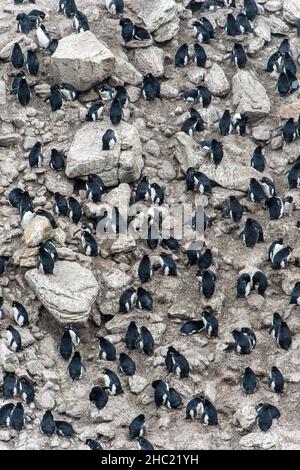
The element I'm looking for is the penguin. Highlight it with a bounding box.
[283,53,297,76]
[99,337,116,361]
[47,39,58,54]
[67,196,81,225]
[28,142,43,169]
[6,326,22,352]
[10,403,25,432]
[192,21,210,43]
[3,373,18,399]
[80,226,98,257]
[129,414,145,440]
[202,139,223,168]
[125,321,140,350]
[137,326,154,355]
[186,397,203,420]
[286,69,299,94]
[283,118,297,144]
[237,273,252,298]
[49,148,65,172]
[53,192,68,216]
[11,43,24,69]
[251,270,268,296]
[142,74,161,101]
[197,269,216,299]
[226,14,238,36]
[266,51,282,73]
[242,367,258,394]
[165,346,190,378]
[277,72,290,97]
[119,352,136,376]
[68,324,80,347]
[265,196,287,220]
[159,253,177,276]
[20,209,35,229]
[136,287,153,311]
[138,255,153,283]
[63,0,77,18]
[167,388,182,409]
[26,50,39,75]
[40,410,56,436]
[181,116,204,136]
[0,255,9,275]
[193,43,207,67]
[271,245,293,270]
[0,403,14,428]
[290,281,300,305]
[45,84,63,111]
[271,314,292,350]
[17,191,33,216]
[197,85,212,107]
[86,174,106,202]
[106,0,124,15]
[74,10,89,32]
[202,309,218,337]
[135,176,151,202]
[256,403,280,432]
[152,380,169,407]
[109,98,122,125]
[199,17,214,38]
[17,77,30,106]
[0,297,5,320]
[186,167,212,193]
[102,129,117,150]
[231,329,251,354]
[18,377,35,407]
[86,439,103,450]
[119,18,134,43]
[39,241,58,261]
[181,87,201,104]
[161,238,180,252]
[59,330,73,360]
[138,437,154,451]
[119,287,137,313]
[243,0,258,21]
[248,178,265,203]
[36,25,51,49]
[268,238,284,263]
[236,12,252,33]
[149,183,164,205]
[37,247,55,275]
[231,43,247,68]
[28,9,46,25]
[11,72,25,94]
[99,84,115,101]
[60,83,78,101]
[251,146,266,173]
[180,320,204,336]
[86,102,104,121]
[55,421,75,437]
[241,217,264,248]
[89,386,109,410]
[201,398,218,425]
[260,177,275,198]
[222,195,245,223]
[241,327,256,349]
[198,248,212,270]
[115,85,129,108]
[232,112,248,136]
[133,24,151,41]
[16,13,36,34]
[219,110,233,136]
[103,369,123,395]
[288,157,300,189]
[12,301,29,326]
[269,366,284,393]
[68,351,85,380]
[175,44,189,67]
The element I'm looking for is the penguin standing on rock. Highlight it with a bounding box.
[219,110,233,136]
[251,270,268,296]
[3,373,18,399]
[260,177,275,198]
[106,0,124,15]
[50,149,65,171]
[202,310,218,337]
[18,377,35,407]
[79,224,98,257]
[86,102,104,121]
[36,25,51,49]
[60,83,78,101]
[290,281,300,305]
[265,196,291,220]
[53,192,68,216]
[89,386,108,410]
[243,0,258,21]
[180,319,204,336]
[11,72,25,94]
[99,84,115,101]
[251,146,266,172]
[109,98,123,125]
[186,167,212,193]
[270,313,292,350]
[159,253,177,276]
[152,380,169,407]
[16,13,36,35]
[226,14,238,36]
[237,273,252,299]
[40,410,56,436]
[256,403,280,432]
[103,369,123,395]
[236,13,252,33]
[241,218,264,248]
[138,255,153,283]
[198,248,212,270]
[0,403,14,428]
[241,327,256,348]
[28,142,43,169]
[74,10,89,32]
[270,243,293,270]
[99,337,116,361]
[63,0,77,18]
[269,366,284,393]
[119,353,136,376]
[167,388,182,409]
[242,367,258,394]
[6,326,22,352]
[18,77,30,106]
[55,421,75,437]
[231,43,247,68]
[45,85,63,111]
[59,330,73,360]
[200,397,218,425]
[197,269,216,299]
[125,321,140,350]
[11,43,24,69]
[192,21,210,43]
[0,255,9,275]
[67,196,81,224]
[136,287,153,311]
[86,174,106,202]
[10,403,25,432]
[230,329,252,354]
[129,414,145,439]
[37,247,55,275]
[142,74,160,101]
[282,118,297,144]
[119,287,137,313]
[137,326,154,355]
[68,351,85,380]
[115,85,129,107]
[193,43,207,67]
[68,324,80,347]
[248,178,265,203]
[186,397,203,420]
[222,196,245,223]
[12,301,29,326]
[138,437,154,451]
[102,129,117,150]
[26,50,39,75]
[175,44,189,67]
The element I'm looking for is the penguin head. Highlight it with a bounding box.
[119,17,131,26]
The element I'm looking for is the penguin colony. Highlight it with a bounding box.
[0,0,299,451]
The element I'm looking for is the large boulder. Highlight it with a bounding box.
[204,63,230,97]
[283,0,300,24]
[50,32,115,92]
[25,261,99,324]
[66,120,143,186]
[232,70,271,121]
[134,46,165,77]
[23,216,53,248]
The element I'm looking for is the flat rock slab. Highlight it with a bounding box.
[232,70,270,121]
[25,261,99,324]
[50,31,115,92]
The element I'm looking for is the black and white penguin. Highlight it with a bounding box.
[60,83,78,101]
[152,380,169,407]
[268,238,284,263]
[202,309,218,337]
[55,421,75,437]
[198,248,212,270]
[133,23,151,41]
[3,373,18,399]
[119,352,136,376]
[219,110,233,136]
[197,269,216,299]
[181,116,204,136]
[17,77,30,106]
[241,218,264,248]
[102,129,117,150]
[265,196,289,220]
[45,84,63,111]
[288,157,300,188]
[106,0,124,15]
[135,176,151,202]
[136,287,153,311]
[86,102,104,122]
[26,50,39,75]
[241,327,256,348]
[232,112,248,136]
[269,366,284,393]
[11,72,25,94]
[260,177,275,198]
[137,326,154,355]
[159,253,177,276]
[142,74,161,101]
[248,178,265,203]
[109,98,122,125]
[266,51,282,73]
[251,270,268,296]
[290,281,300,305]
[36,25,51,49]
[86,174,106,202]
[277,72,290,97]
[0,255,9,275]
[231,43,247,68]
[98,84,115,102]
[283,53,297,76]
[63,0,77,18]
[149,183,164,205]
[28,9,46,25]
[222,195,245,223]
[186,396,203,420]
[242,367,258,394]
[67,196,81,225]
[167,387,182,409]
[180,319,204,336]
[186,167,212,194]
[80,225,98,257]
[243,0,258,21]
[161,238,180,252]
[103,369,123,395]
[270,313,292,350]
[256,403,280,432]
[74,10,89,32]
[175,44,189,67]
[138,437,154,451]
[89,386,108,410]
[231,329,251,354]
[53,192,68,216]
[129,414,145,439]
[99,337,116,361]
[119,287,137,313]
[37,247,55,275]
[236,12,252,33]
[138,255,153,283]
[68,351,85,380]
[119,17,134,42]
[271,244,293,270]
[18,377,35,407]
[11,43,24,69]
[49,148,65,172]
[59,330,73,360]
[28,142,43,169]
[251,146,266,173]
[10,403,25,432]
[199,17,214,38]
[287,69,300,94]
[226,14,238,36]
[12,301,29,327]
[40,410,56,436]
[115,85,129,108]
[283,118,297,144]
[0,403,14,428]
[193,43,207,67]
[237,273,252,298]
[203,139,223,168]
[200,397,218,425]
[6,326,22,352]
[68,324,80,347]
[16,13,36,34]
[125,321,140,350]
[192,21,210,43]
[39,240,58,261]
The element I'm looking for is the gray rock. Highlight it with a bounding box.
[23,216,53,248]
[283,0,300,24]
[134,46,164,77]
[232,70,271,120]
[0,340,19,372]
[115,55,143,86]
[265,0,282,12]
[234,405,257,431]
[239,432,279,449]
[134,0,178,33]
[205,63,230,97]
[129,375,148,394]
[154,18,180,42]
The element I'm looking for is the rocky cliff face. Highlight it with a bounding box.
[0,0,299,451]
